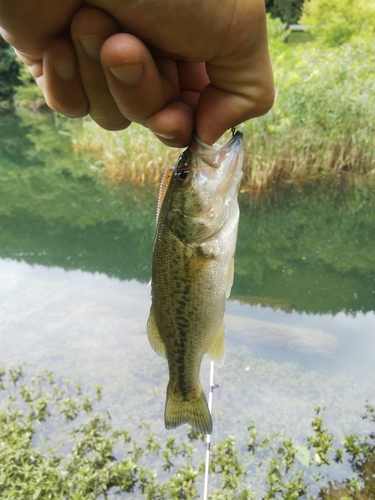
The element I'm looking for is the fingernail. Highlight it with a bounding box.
[79,35,105,61]
[154,131,180,141]
[109,63,143,85]
[54,59,77,82]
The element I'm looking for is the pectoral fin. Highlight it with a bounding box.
[156,166,174,224]
[226,256,235,299]
[207,324,226,367]
[147,306,167,358]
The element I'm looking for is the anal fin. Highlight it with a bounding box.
[147,306,167,358]
[226,256,235,299]
[206,324,226,367]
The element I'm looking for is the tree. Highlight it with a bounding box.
[265,0,305,25]
[301,0,375,46]
[0,36,20,104]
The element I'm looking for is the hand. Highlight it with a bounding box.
[0,0,274,147]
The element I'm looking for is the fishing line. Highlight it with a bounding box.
[203,360,215,500]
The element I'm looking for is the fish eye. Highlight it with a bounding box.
[175,168,192,186]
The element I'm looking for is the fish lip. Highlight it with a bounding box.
[190,131,243,172]
[193,130,243,151]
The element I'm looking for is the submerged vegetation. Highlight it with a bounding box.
[0,365,374,499]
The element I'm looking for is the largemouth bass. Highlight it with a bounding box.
[147,131,243,434]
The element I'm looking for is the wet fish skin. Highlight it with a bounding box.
[147,131,243,434]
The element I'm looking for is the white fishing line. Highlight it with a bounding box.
[203,360,215,500]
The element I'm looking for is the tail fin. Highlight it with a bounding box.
[164,383,212,435]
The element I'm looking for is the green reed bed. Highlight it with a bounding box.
[70,119,179,186]
[241,38,375,190]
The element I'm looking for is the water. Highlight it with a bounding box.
[1,111,374,494]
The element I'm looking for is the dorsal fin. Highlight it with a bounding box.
[156,166,174,224]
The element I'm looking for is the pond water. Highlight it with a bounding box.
[1,111,374,495]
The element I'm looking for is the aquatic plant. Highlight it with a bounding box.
[0,365,374,499]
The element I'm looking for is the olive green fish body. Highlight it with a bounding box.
[148,132,243,434]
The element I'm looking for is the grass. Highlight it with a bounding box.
[69,118,179,186]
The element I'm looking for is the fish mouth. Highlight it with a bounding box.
[191,131,243,170]
[167,132,243,244]
[189,131,243,190]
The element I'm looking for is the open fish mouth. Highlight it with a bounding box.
[191,131,243,168]
[189,131,244,190]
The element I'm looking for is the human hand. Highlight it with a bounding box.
[0,0,274,147]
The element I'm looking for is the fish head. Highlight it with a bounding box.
[161,131,243,245]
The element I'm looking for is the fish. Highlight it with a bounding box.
[147,131,243,434]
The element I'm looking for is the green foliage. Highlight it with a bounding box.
[241,36,375,188]
[0,365,374,499]
[0,36,44,109]
[319,404,375,499]
[209,436,251,498]
[266,14,290,55]
[300,0,375,46]
[266,0,305,24]
[0,36,20,106]
[306,407,334,466]
[13,64,46,110]
[0,365,247,499]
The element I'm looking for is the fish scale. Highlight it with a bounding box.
[147,131,243,434]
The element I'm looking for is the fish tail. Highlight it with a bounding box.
[164,383,212,435]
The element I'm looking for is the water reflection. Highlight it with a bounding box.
[1,111,374,312]
[1,182,373,314]
[0,111,374,492]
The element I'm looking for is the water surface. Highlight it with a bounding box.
[1,111,374,494]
